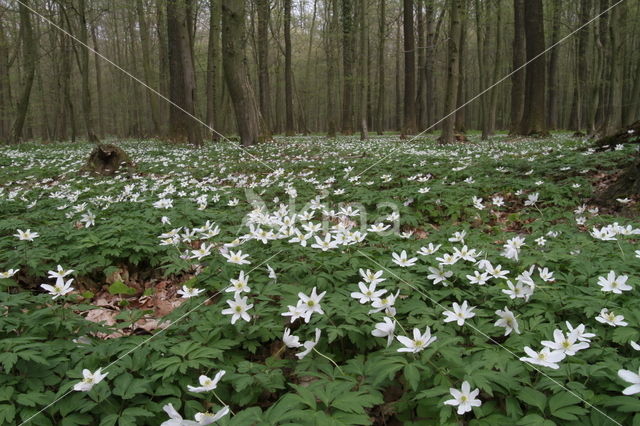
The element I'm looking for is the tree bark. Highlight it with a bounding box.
[11,0,37,144]
[206,0,221,140]
[90,24,105,137]
[402,0,416,136]
[157,0,170,128]
[136,0,161,135]
[341,0,354,134]
[375,0,385,135]
[576,0,590,132]
[256,0,272,138]
[325,0,338,137]
[359,0,368,140]
[509,0,525,134]
[440,0,462,144]
[167,0,201,145]
[546,0,560,129]
[455,3,467,133]
[222,0,262,146]
[76,0,99,142]
[284,0,294,135]
[0,20,12,142]
[518,0,547,136]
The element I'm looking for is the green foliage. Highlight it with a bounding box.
[0,135,638,424]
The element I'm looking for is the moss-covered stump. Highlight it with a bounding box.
[81,144,134,176]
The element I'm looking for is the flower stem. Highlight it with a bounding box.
[212,391,234,415]
[313,348,346,376]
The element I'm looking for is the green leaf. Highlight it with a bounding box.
[517,388,547,413]
[403,363,420,392]
[107,280,136,296]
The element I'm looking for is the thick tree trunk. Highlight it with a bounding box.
[518,0,547,136]
[341,0,354,134]
[402,0,416,136]
[577,0,590,132]
[167,0,201,145]
[222,0,262,146]
[416,2,426,130]
[603,1,624,134]
[440,0,462,144]
[509,0,525,134]
[395,20,402,131]
[206,0,221,140]
[488,0,501,135]
[136,0,161,135]
[284,0,294,135]
[11,1,37,144]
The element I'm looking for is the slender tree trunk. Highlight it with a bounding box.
[424,3,436,130]
[518,0,547,136]
[576,0,590,132]
[416,2,426,129]
[136,0,161,135]
[402,0,416,137]
[546,0,560,129]
[222,0,263,146]
[90,24,105,137]
[0,21,12,142]
[206,0,221,140]
[395,19,402,131]
[284,0,295,135]
[157,0,170,129]
[595,0,610,132]
[488,0,501,135]
[167,0,201,145]
[359,0,368,140]
[454,4,467,133]
[375,0,385,135]
[440,0,462,144]
[256,0,272,137]
[11,0,37,144]
[475,0,489,139]
[341,0,355,134]
[75,0,99,142]
[325,0,338,137]
[509,0,525,134]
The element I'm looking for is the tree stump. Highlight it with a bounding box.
[80,144,134,176]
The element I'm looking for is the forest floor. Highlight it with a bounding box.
[0,134,639,425]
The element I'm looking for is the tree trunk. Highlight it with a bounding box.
[603,1,624,134]
[440,0,462,144]
[509,0,525,134]
[256,0,272,137]
[395,19,402,131]
[359,0,368,140]
[416,2,426,130]
[546,0,560,129]
[454,4,467,133]
[76,0,99,142]
[90,24,105,137]
[206,0,221,140]
[0,20,12,142]
[325,0,338,137]
[11,0,37,144]
[222,0,262,146]
[402,0,416,136]
[375,0,385,135]
[157,0,170,129]
[518,0,547,136]
[167,0,201,145]
[488,0,501,135]
[284,0,295,135]
[576,0,590,132]
[341,0,354,134]
[136,0,161,135]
